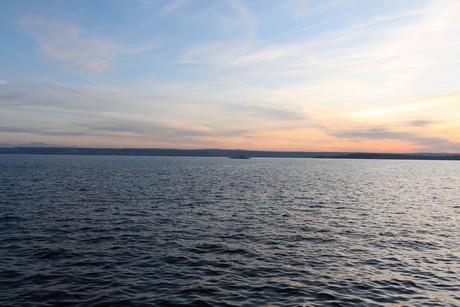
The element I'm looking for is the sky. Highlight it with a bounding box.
[1,0,459,152]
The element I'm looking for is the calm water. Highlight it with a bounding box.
[1,155,459,306]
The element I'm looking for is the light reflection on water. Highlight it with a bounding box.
[1,155,459,305]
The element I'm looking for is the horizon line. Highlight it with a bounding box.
[1,145,460,155]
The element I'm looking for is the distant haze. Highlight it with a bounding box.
[1,0,459,152]
[0,142,65,148]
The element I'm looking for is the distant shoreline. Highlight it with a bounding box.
[1,147,460,160]
[316,152,460,161]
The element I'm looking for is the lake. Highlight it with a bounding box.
[1,155,459,306]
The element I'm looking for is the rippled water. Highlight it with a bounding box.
[1,155,459,306]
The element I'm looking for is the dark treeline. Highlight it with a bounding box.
[0,147,343,158]
[1,147,460,160]
[317,153,460,160]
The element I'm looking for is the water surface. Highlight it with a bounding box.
[1,155,459,305]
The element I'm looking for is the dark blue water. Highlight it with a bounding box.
[1,155,459,306]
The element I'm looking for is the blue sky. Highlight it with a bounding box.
[1,0,459,151]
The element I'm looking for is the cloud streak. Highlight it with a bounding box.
[19,17,116,72]
[330,127,460,152]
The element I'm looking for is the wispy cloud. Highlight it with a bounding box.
[406,119,436,127]
[218,0,256,36]
[162,0,189,14]
[0,126,90,137]
[0,93,32,107]
[19,17,116,72]
[0,79,8,85]
[330,127,460,152]
[0,83,305,137]
[137,0,188,13]
[349,93,460,123]
[224,103,306,122]
[184,0,460,93]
